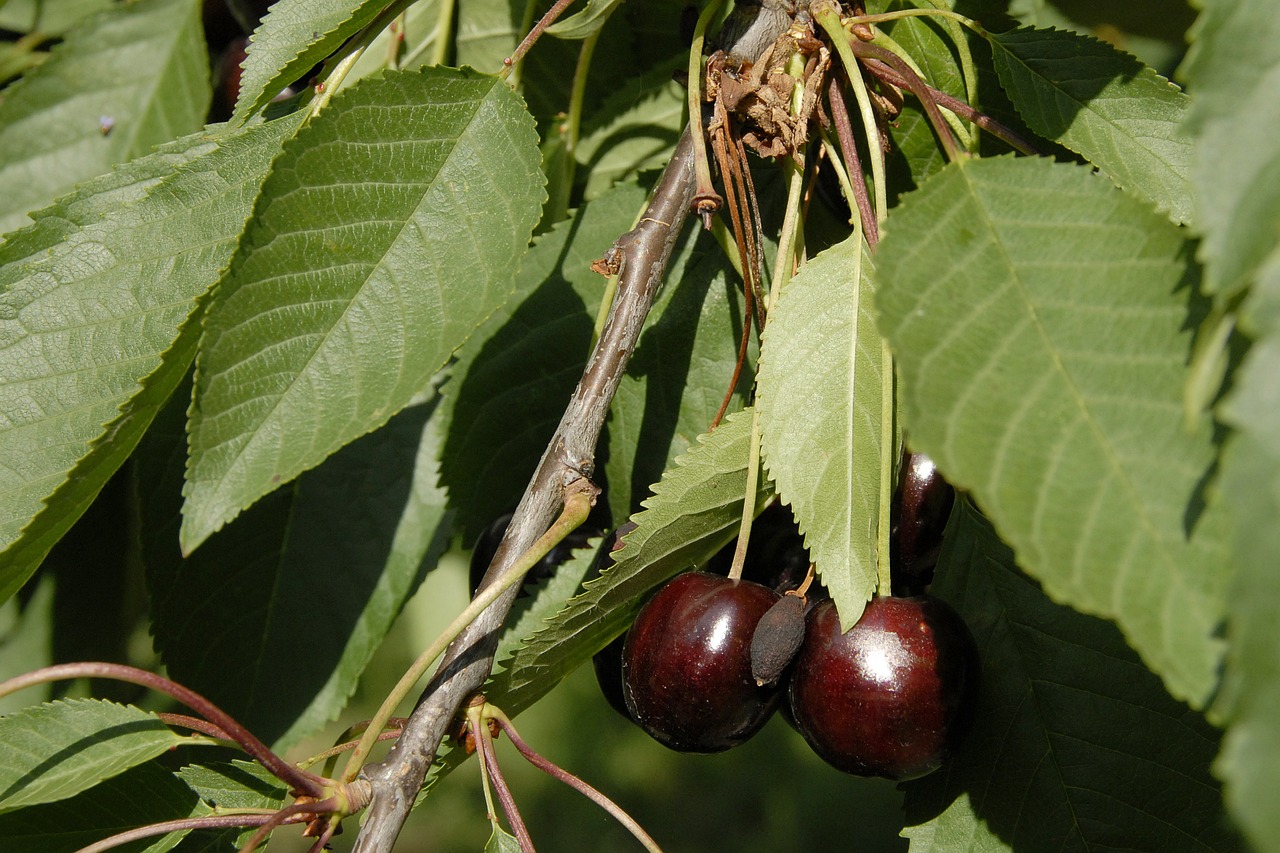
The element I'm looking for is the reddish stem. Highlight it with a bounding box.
[155,712,233,741]
[504,0,577,69]
[238,796,340,853]
[826,77,879,247]
[479,728,537,852]
[0,663,328,798]
[75,814,276,853]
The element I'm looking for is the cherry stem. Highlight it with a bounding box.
[688,0,727,227]
[75,813,278,853]
[860,57,1041,156]
[503,0,577,78]
[341,481,597,782]
[0,663,328,798]
[825,78,878,246]
[877,336,897,599]
[849,40,961,162]
[488,708,665,853]
[814,3,887,226]
[478,717,537,853]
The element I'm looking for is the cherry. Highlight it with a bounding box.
[468,512,601,598]
[622,572,782,752]
[787,595,979,780]
[890,451,954,596]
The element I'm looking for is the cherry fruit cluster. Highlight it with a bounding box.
[600,453,979,781]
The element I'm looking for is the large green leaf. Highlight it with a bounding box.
[758,235,884,629]
[182,67,544,552]
[0,115,303,604]
[0,699,189,813]
[903,503,1237,852]
[232,0,394,123]
[990,27,1192,224]
[876,156,1229,707]
[1213,432,1280,853]
[0,761,206,853]
[1181,0,1280,299]
[0,0,209,237]
[141,380,452,749]
[485,409,773,714]
[439,181,644,544]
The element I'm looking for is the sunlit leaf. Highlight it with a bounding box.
[991,27,1192,224]
[183,67,544,553]
[758,235,884,629]
[0,0,209,236]
[0,115,302,604]
[0,699,189,813]
[232,0,392,123]
[877,155,1229,707]
[1180,0,1280,298]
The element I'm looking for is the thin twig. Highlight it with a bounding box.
[0,663,328,798]
[503,0,576,74]
[826,78,878,246]
[74,814,278,853]
[491,710,664,853]
[479,725,536,852]
[350,7,798,851]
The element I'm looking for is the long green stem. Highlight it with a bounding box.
[876,335,896,598]
[340,484,596,782]
[815,5,886,227]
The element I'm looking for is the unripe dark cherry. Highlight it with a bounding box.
[622,572,782,752]
[788,595,979,780]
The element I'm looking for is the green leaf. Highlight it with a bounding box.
[0,0,209,237]
[546,0,623,40]
[0,699,189,813]
[141,380,452,749]
[990,27,1193,224]
[438,180,643,544]
[456,0,519,71]
[232,0,393,123]
[903,503,1238,852]
[0,761,206,853]
[1180,0,1280,298]
[758,235,884,629]
[1214,433,1280,853]
[876,156,1229,707]
[486,825,523,853]
[486,409,773,714]
[0,115,303,605]
[575,59,684,201]
[182,67,544,553]
[174,760,286,852]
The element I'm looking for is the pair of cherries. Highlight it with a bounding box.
[602,452,978,781]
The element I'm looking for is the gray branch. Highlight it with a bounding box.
[352,4,796,850]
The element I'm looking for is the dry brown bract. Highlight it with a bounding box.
[705,22,831,163]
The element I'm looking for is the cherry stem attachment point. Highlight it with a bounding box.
[688,0,727,228]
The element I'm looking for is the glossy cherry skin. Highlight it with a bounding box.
[622,572,782,752]
[788,595,979,780]
[890,451,955,596]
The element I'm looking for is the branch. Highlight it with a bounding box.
[350,4,797,850]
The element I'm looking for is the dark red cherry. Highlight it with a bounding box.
[890,451,955,596]
[622,572,782,752]
[468,512,601,597]
[787,595,979,780]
